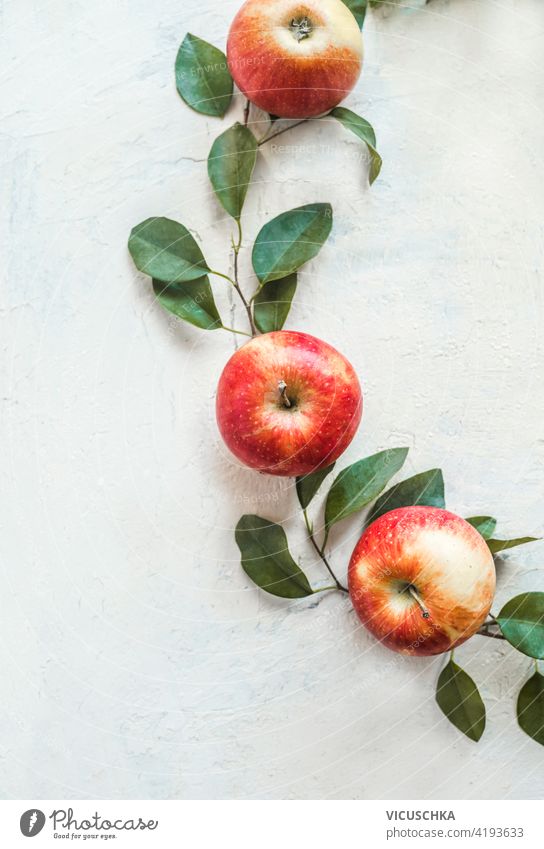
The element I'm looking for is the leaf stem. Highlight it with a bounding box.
[313,584,341,595]
[258,119,310,147]
[303,508,348,593]
[235,217,243,252]
[243,99,251,127]
[248,283,265,305]
[210,269,237,286]
[221,325,252,337]
[476,620,506,641]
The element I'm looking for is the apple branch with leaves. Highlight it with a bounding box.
[236,452,542,743]
[127,1,544,750]
[129,2,381,338]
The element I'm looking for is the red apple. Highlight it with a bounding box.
[227,0,363,119]
[349,507,496,656]
[216,330,362,476]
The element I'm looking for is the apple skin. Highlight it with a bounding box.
[348,507,496,656]
[216,330,362,476]
[227,0,363,119]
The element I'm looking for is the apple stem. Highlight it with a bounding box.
[407,585,430,619]
[278,380,292,408]
[290,16,312,42]
[303,508,348,593]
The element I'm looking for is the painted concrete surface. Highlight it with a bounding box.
[1,0,543,799]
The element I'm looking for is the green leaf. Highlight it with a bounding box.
[235,514,313,599]
[436,659,486,742]
[252,203,333,285]
[324,448,409,532]
[497,593,544,659]
[517,671,544,746]
[365,468,444,528]
[253,273,297,333]
[330,107,382,185]
[207,123,258,220]
[128,218,209,283]
[487,537,539,555]
[466,516,497,540]
[175,33,233,117]
[152,277,221,331]
[296,463,336,511]
[341,0,367,27]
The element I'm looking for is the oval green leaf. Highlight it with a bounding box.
[341,0,367,27]
[330,107,382,185]
[253,273,297,334]
[296,463,336,511]
[207,123,258,220]
[436,659,486,742]
[324,448,409,532]
[497,593,544,659]
[128,218,209,283]
[152,277,221,330]
[235,514,313,598]
[175,33,233,117]
[252,203,333,285]
[466,516,497,540]
[365,468,444,528]
[487,537,539,555]
[517,670,544,746]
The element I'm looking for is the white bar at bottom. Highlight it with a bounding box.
[0,799,541,848]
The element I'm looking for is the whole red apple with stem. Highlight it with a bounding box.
[216,330,362,476]
[227,0,363,119]
[349,507,496,656]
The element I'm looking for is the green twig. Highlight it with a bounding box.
[232,218,257,337]
[303,508,348,593]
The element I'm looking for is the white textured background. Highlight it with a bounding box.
[1,0,543,800]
